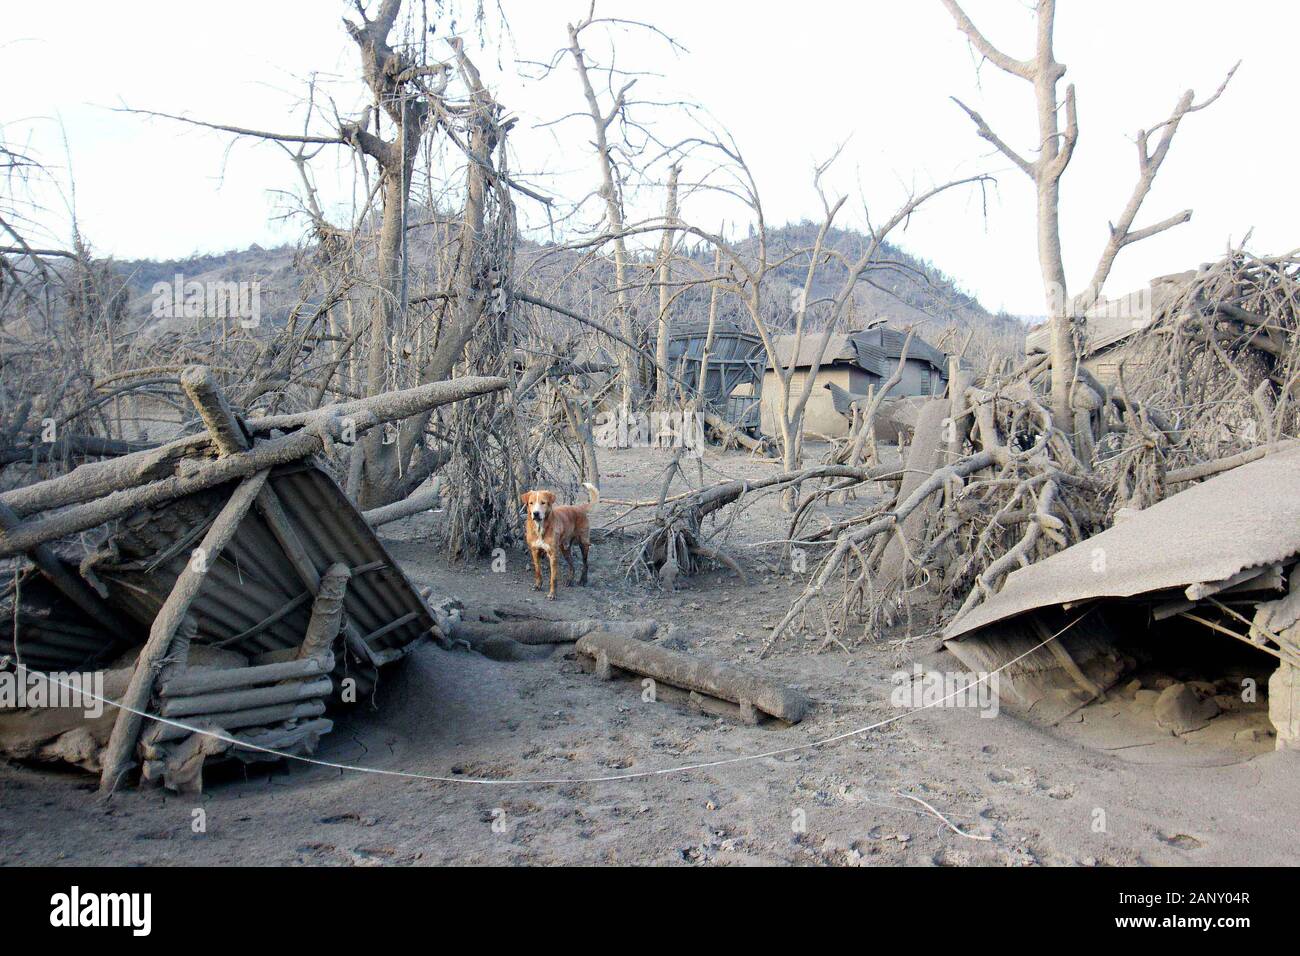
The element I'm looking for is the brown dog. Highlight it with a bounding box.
[522,482,598,600]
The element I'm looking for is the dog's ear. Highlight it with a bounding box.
[520,492,531,508]
[541,491,556,505]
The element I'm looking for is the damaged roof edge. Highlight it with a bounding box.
[944,445,1300,643]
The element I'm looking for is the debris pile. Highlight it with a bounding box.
[943,443,1300,746]
[0,367,507,791]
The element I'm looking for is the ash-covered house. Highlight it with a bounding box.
[1024,272,1193,385]
[758,325,950,438]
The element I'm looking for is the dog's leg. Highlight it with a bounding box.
[530,548,543,591]
[578,537,590,586]
[562,543,576,586]
[547,549,559,600]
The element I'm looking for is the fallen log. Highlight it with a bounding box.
[362,482,442,528]
[574,631,809,723]
[144,700,327,744]
[449,618,657,646]
[159,676,334,718]
[0,375,507,521]
[157,654,334,697]
[703,411,769,454]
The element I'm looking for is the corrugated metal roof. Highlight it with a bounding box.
[770,333,858,369]
[769,327,948,375]
[83,461,434,662]
[944,445,1300,642]
[1024,274,1194,357]
[0,570,135,671]
[851,327,949,374]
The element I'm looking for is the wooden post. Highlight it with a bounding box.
[299,563,351,660]
[98,469,269,791]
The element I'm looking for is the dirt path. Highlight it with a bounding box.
[1,445,1297,866]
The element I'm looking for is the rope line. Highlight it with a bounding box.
[3,612,1089,787]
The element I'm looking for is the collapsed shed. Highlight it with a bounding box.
[1024,271,1192,386]
[761,325,949,438]
[0,367,507,792]
[665,320,766,430]
[942,444,1300,745]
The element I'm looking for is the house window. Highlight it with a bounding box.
[919,367,931,395]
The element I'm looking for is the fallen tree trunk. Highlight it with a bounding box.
[449,617,657,646]
[0,375,507,520]
[703,411,769,454]
[362,483,443,528]
[876,398,950,590]
[159,676,334,718]
[575,630,809,723]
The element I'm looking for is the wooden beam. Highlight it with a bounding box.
[299,564,351,660]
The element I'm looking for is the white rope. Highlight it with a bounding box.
[4,611,1089,787]
[895,790,992,841]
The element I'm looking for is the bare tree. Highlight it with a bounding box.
[654,163,680,404]
[565,9,642,409]
[116,1,537,508]
[941,0,1235,447]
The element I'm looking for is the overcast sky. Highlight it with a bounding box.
[4,1,1294,316]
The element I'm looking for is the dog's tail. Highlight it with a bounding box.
[580,481,600,510]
